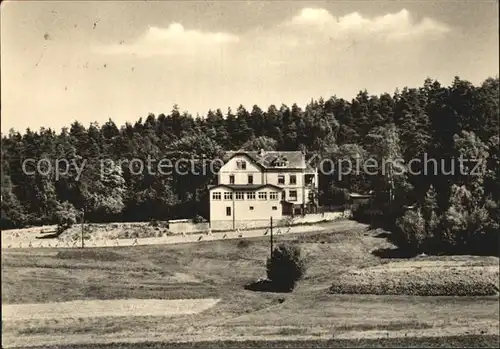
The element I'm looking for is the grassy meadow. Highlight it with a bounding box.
[2,221,499,348]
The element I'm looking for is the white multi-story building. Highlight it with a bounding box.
[208,150,319,230]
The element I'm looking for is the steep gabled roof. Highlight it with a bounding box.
[225,151,307,170]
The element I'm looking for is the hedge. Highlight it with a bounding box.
[330,265,499,296]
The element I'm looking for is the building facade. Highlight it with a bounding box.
[208,150,319,231]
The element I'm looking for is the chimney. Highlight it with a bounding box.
[258,148,265,157]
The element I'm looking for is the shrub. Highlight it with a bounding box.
[426,211,440,237]
[266,243,307,292]
[328,186,350,206]
[351,201,371,223]
[283,216,294,227]
[395,209,428,254]
[437,206,468,250]
[0,191,27,229]
[351,200,389,225]
[54,202,79,234]
[192,215,207,224]
[385,182,497,256]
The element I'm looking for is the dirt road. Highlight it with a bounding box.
[1,220,363,250]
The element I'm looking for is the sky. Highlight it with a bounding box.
[1,0,498,133]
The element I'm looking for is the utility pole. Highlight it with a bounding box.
[270,216,273,259]
[370,196,373,228]
[388,127,396,212]
[81,209,85,249]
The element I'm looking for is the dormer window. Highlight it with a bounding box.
[272,156,288,167]
[236,160,247,170]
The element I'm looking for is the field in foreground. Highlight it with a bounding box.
[22,335,499,349]
[18,335,500,348]
[2,220,499,348]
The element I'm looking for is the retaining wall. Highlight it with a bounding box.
[291,211,349,224]
[175,210,351,233]
[209,219,288,232]
[168,221,210,234]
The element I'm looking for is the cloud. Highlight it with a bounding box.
[281,8,450,42]
[99,23,239,57]
[290,8,334,26]
[223,7,453,102]
[95,7,449,67]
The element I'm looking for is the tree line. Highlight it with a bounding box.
[1,76,498,254]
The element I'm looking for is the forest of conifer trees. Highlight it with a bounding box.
[1,76,499,255]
